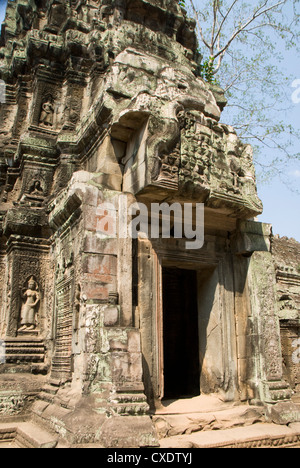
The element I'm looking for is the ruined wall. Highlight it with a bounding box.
[272,236,300,401]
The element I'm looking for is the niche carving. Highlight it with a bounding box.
[18,276,40,334]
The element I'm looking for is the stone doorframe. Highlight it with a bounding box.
[137,236,239,409]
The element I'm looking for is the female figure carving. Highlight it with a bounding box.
[39,96,55,127]
[18,277,40,332]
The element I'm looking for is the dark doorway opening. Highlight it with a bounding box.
[162,267,200,399]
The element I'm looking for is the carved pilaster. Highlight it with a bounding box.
[247,250,292,403]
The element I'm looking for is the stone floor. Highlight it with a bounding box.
[159,422,300,448]
[0,421,59,448]
[153,395,265,437]
[156,394,234,414]
[0,442,20,448]
[0,395,299,448]
[0,420,299,448]
[154,395,300,448]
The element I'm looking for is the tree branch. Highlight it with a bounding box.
[189,0,211,49]
[212,0,240,49]
[210,1,286,60]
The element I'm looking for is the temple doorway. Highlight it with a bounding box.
[162,267,200,399]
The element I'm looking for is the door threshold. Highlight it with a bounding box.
[154,394,236,415]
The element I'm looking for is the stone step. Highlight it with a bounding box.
[32,380,61,405]
[49,378,61,387]
[5,354,44,363]
[4,336,43,343]
[0,422,58,448]
[5,342,44,349]
[159,422,300,448]
[5,342,44,348]
[42,384,59,395]
[0,441,20,448]
[38,391,55,404]
[3,338,45,364]
[0,425,17,443]
[153,405,266,439]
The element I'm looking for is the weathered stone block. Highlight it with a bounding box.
[266,402,300,425]
[232,221,272,254]
[100,415,158,448]
[83,233,118,255]
[103,306,119,327]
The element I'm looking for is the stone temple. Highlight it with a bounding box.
[0,0,299,448]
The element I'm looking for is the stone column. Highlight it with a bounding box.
[247,250,287,401]
[232,221,300,423]
[117,193,134,327]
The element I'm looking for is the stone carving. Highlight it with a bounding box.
[39,96,55,127]
[0,393,26,415]
[108,291,119,306]
[18,179,45,207]
[103,292,120,327]
[18,277,40,333]
[51,251,75,380]
[29,180,44,196]
[81,6,89,24]
[74,283,81,332]
[156,143,180,189]
[180,112,237,192]
[272,237,300,400]
[263,315,283,381]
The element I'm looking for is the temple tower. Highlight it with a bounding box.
[0,0,299,446]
